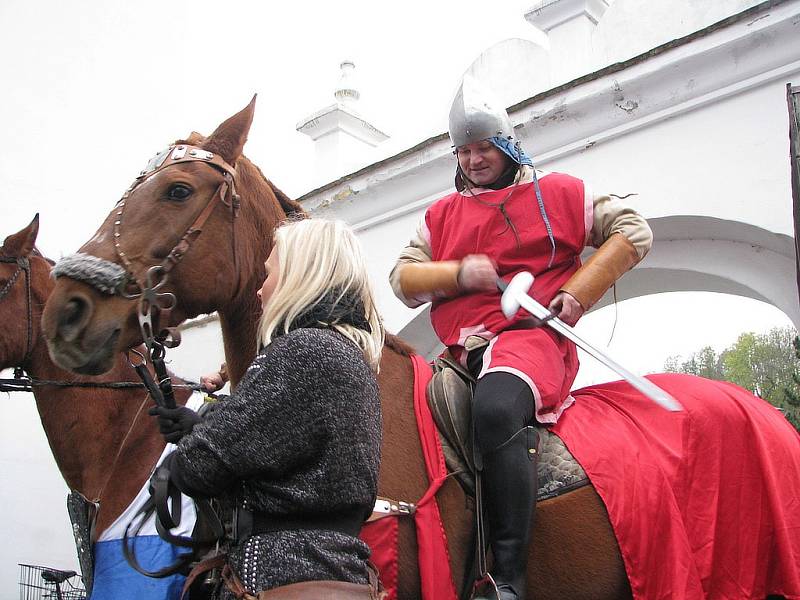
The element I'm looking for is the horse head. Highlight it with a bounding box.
[0,215,53,370]
[42,98,303,381]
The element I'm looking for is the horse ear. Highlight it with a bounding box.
[202,95,256,165]
[185,131,206,145]
[1,214,39,257]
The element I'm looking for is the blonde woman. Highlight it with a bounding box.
[151,219,384,598]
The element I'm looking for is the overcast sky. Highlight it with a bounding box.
[0,0,795,596]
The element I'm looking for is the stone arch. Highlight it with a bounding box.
[605,216,798,328]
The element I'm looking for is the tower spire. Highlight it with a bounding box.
[296,60,389,187]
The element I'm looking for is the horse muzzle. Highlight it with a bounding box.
[46,327,121,375]
[42,279,128,374]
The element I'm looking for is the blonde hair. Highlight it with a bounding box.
[258,218,385,370]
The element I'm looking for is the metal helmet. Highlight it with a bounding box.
[448,75,514,148]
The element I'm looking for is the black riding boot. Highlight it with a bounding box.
[481,426,538,600]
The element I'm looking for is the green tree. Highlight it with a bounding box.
[664,345,724,379]
[664,326,799,430]
[780,336,800,430]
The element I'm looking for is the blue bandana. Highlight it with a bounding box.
[489,136,533,167]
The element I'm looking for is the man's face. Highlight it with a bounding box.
[456,139,509,187]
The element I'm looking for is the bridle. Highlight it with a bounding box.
[46,146,244,577]
[53,143,241,351]
[0,255,33,375]
[113,144,241,349]
[47,142,243,398]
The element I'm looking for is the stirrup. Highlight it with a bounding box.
[470,573,500,600]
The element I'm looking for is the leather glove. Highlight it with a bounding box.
[148,405,201,444]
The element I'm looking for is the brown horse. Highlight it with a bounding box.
[0,216,196,593]
[41,99,630,599]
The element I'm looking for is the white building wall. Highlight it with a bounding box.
[535,77,797,232]
[291,0,799,355]
[595,0,766,66]
[168,1,800,367]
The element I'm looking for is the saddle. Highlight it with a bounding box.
[426,351,589,500]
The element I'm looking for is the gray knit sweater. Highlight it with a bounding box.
[174,328,382,596]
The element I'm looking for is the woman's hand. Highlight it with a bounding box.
[458,254,498,292]
[148,405,201,444]
[200,371,225,393]
[548,291,585,326]
[200,363,228,393]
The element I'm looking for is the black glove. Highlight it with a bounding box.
[148,405,201,444]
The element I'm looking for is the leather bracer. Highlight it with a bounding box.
[397,261,461,302]
[560,233,640,310]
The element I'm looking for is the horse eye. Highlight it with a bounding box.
[167,184,192,201]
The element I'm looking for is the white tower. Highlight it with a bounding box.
[296,61,389,187]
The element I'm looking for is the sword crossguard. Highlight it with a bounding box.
[499,272,536,319]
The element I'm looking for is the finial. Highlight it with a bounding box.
[334,60,360,104]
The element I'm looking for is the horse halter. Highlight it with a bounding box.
[0,255,33,373]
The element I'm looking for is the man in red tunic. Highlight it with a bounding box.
[390,76,653,600]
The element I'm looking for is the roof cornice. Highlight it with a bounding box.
[299,0,798,232]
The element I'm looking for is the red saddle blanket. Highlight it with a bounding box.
[359,354,457,600]
[553,373,800,600]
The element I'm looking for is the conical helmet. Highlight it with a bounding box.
[448,75,514,148]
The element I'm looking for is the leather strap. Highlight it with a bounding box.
[0,256,33,367]
[122,460,225,578]
[181,554,227,600]
[560,233,639,310]
[235,507,366,541]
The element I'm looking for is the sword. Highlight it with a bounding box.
[497,272,682,412]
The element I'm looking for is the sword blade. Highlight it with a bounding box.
[507,286,683,412]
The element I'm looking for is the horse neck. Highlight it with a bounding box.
[214,158,296,386]
[375,342,430,500]
[25,338,166,502]
[218,296,260,387]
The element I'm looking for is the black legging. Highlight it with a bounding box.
[468,349,535,454]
